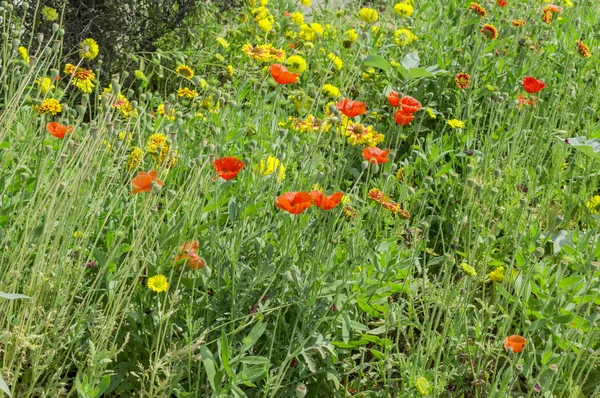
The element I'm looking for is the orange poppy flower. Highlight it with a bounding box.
[545,4,562,12]
[275,191,313,214]
[213,156,245,181]
[362,147,390,164]
[174,241,205,270]
[46,122,73,139]
[269,64,300,85]
[393,109,415,126]
[504,335,527,353]
[386,91,400,107]
[336,98,368,118]
[497,0,508,6]
[522,76,546,94]
[310,190,344,210]
[130,170,164,194]
[399,95,422,114]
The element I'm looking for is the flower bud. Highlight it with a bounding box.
[296,384,307,398]
[361,160,369,170]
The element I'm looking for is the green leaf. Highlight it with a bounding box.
[527,319,549,331]
[407,67,434,80]
[242,321,267,351]
[220,330,232,378]
[0,371,11,397]
[363,54,391,74]
[401,51,420,70]
[228,197,238,224]
[558,276,581,290]
[0,292,29,300]
[562,136,600,159]
[434,163,452,178]
[200,346,218,392]
[92,375,110,398]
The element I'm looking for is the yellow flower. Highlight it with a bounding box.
[359,7,379,23]
[345,122,384,147]
[460,263,477,277]
[199,78,208,89]
[344,29,358,42]
[227,65,234,77]
[322,84,340,98]
[177,88,197,99]
[299,23,324,41]
[127,147,143,170]
[176,64,195,79]
[36,77,55,94]
[415,377,430,396]
[157,104,175,121]
[300,0,311,6]
[586,196,600,215]
[290,11,304,25]
[73,231,84,239]
[285,55,307,73]
[260,0,268,5]
[256,156,286,181]
[488,266,505,283]
[394,2,414,17]
[215,53,225,62]
[394,28,418,46]
[146,133,168,154]
[396,167,405,181]
[147,275,169,293]
[79,38,99,60]
[34,98,62,115]
[426,108,436,119]
[41,6,58,21]
[64,63,96,93]
[18,46,30,65]
[134,70,146,80]
[257,18,273,31]
[217,37,229,48]
[327,53,343,70]
[447,119,465,129]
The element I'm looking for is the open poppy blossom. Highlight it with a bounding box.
[310,190,344,210]
[213,156,245,181]
[504,335,527,353]
[131,170,164,194]
[269,64,300,85]
[46,122,73,139]
[497,0,508,6]
[336,98,367,118]
[393,109,415,126]
[362,147,390,164]
[386,91,400,107]
[276,191,313,214]
[522,76,546,93]
[399,95,422,114]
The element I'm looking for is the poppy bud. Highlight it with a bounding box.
[37,33,44,43]
[51,23,59,33]
[243,157,250,165]
[361,160,369,170]
[534,247,544,258]
[439,174,448,184]
[493,168,501,178]
[296,384,307,398]
[466,164,474,173]
[45,145,53,155]
[57,28,65,37]
[207,144,215,152]
[283,271,293,282]
[556,215,564,225]
[466,178,476,188]
[208,154,215,162]
[91,128,99,140]
[75,105,85,118]
[475,183,484,193]
[449,170,458,179]
[549,364,558,372]
[424,176,433,185]
[22,2,29,10]
[407,187,416,196]
[57,182,67,194]
[270,143,278,152]
[372,164,379,173]
[444,254,455,265]
[535,165,542,176]
[520,198,527,207]
[151,181,163,193]
[12,38,20,48]
[292,136,300,145]
[200,139,208,148]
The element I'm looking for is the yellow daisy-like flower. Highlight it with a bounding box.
[285,55,307,73]
[18,46,30,65]
[488,266,505,283]
[34,98,62,115]
[394,2,414,17]
[79,38,99,60]
[586,195,600,215]
[327,53,343,70]
[257,18,273,31]
[147,275,169,293]
[460,263,477,277]
[36,77,55,94]
[127,147,143,170]
[176,64,195,79]
[447,119,465,129]
[300,0,311,6]
[394,28,418,46]
[359,7,379,23]
[322,84,340,98]
[290,11,304,25]
[345,122,384,147]
[64,63,96,93]
[177,87,198,99]
[256,156,286,181]
[147,133,168,154]
[216,37,229,48]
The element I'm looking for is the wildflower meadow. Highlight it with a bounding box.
[1,0,600,396]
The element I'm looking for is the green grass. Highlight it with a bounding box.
[1,0,600,396]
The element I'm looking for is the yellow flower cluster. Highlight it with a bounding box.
[359,8,379,23]
[288,114,330,133]
[157,104,176,121]
[394,28,418,46]
[127,147,143,170]
[299,23,324,41]
[177,88,198,99]
[327,53,343,70]
[36,77,55,94]
[255,156,286,181]
[252,6,275,32]
[242,43,286,62]
[322,84,340,98]
[394,2,414,17]
[18,46,30,65]
[34,98,62,115]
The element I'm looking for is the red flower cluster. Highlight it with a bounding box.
[276,190,344,214]
[387,92,422,126]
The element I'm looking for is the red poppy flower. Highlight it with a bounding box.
[131,170,164,194]
[522,76,546,93]
[46,122,73,139]
[399,95,422,114]
[362,147,390,164]
[504,335,527,353]
[269,64,299,85]
[335,98,367,118]
[386,91,400,107]
[393,109,415,126]
[310,190,344,210]
[497,0,508,6]
[213,156,245,181]
[275,191,313,214]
